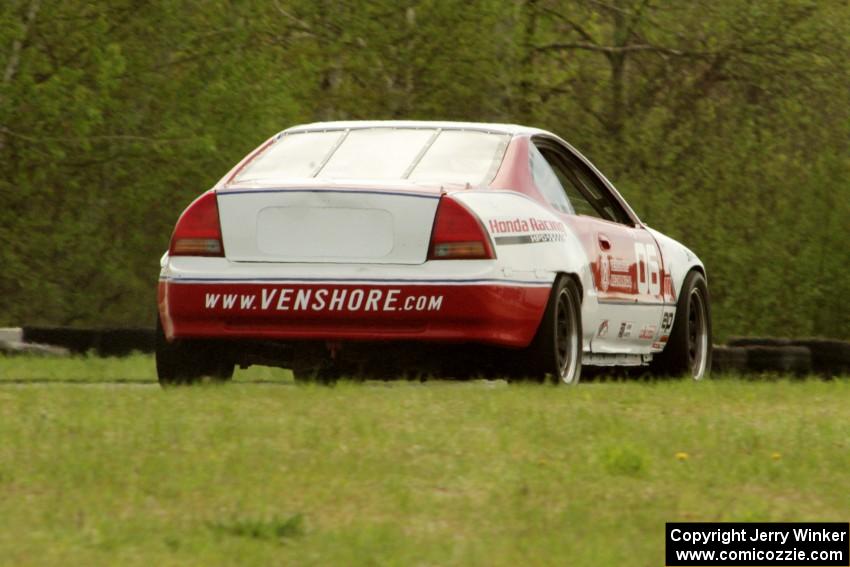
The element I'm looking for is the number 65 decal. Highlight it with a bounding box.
[634,242,661,296]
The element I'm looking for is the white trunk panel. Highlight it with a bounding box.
[217,189,439,264]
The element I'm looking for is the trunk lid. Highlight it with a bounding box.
[216,183,442,264]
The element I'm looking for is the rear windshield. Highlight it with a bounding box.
[233,128,510,186]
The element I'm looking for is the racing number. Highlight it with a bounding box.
[634,242,660,296]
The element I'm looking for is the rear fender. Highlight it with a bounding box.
[451,190,593,345]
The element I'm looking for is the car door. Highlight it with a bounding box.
[529,138,668,353]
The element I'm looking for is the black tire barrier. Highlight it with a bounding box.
[729,337,850,376]
[711,345,748,375]
[21,327,155,357]
[744,345,812,375]
[10,327,850,375]
[788,339,850,376]
[728,337,794,347]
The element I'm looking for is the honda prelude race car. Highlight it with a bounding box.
[157,121,711,385]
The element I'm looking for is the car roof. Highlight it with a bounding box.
[283,120,545,136]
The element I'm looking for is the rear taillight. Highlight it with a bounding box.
[168,192,224,257]
[428,196,495,260]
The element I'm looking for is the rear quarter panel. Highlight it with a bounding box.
[451,190,597,348]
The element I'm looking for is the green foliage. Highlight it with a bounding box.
[0,0,848,339]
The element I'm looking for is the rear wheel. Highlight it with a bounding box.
[650,270,712,379]
[155,316,234,386]
[519,276,582,385]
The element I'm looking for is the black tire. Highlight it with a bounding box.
[155,316,234,386]
[745,345,811,375]
[727,337,793,348]
[519,276,582,384]
[650,270,712,379]
[726,337,850,376]
[791,339,850,376]
[711,345,748,375]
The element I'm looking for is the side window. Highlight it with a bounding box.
[543,151,607,220]
[529,144,573,214]
[531,142,605,220]
[532,139,632,225]
[566,158,625,223]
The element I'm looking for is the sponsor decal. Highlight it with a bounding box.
[600,256,632,291]
[495,233,565,245]
[599,254,611,292]
[597,319,609,338]
[489,217,567,246]
[661,312,674,332]
[203,287,444,313]
[639,324,658,340]
[659,335,669,343]
[652,342,663,349]
[618,321,633,339]
[610,258,631,273]
[610,274,632,288]
[488,217,566,234]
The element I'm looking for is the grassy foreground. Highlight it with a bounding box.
[0,356,849,566]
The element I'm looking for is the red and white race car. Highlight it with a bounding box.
[157,121,711,385]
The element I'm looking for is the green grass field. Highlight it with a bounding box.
[0,355,848,566]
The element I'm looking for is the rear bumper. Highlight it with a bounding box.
[158,262,551,348]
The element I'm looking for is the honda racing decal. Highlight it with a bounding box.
[488,217,567,245]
